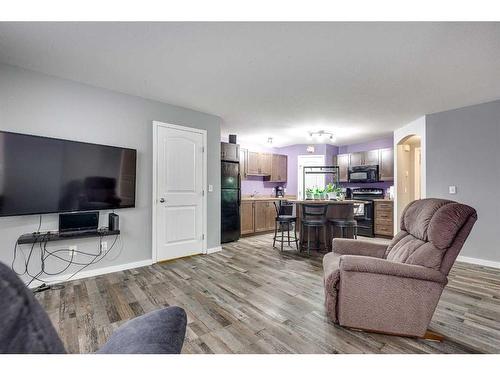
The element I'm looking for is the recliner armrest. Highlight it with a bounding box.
[332,238,387,258]
[339,255,448,284]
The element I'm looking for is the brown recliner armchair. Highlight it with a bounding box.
[322,198,477,338]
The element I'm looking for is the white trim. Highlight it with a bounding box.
[206,245,223,254]
[151,121,208,262]
[457,256,500,269]
[393,116,427,234]
[297,154,326,199]
[29,259,153,288]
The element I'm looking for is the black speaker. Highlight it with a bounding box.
[109,213,119,231]
[228,134,237,144]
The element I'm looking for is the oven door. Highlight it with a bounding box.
[354,201,374,237]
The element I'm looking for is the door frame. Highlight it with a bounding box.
[152,121,208,263]
[297,154,326,199]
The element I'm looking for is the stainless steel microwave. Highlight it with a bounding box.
[348,165,379,183]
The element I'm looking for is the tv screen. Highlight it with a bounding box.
[0,131,137,217]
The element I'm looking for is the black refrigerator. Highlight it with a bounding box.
[221,145,241,243]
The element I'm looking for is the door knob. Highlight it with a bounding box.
[159,198,165,203]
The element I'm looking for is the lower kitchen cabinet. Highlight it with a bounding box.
[240,201,255,234]
[254,201,276,232]
[240,200,277,235]
[374,200,394,237]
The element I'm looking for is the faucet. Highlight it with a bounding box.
[250,190,259,198]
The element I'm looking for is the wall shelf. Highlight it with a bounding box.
[17,229,120,245]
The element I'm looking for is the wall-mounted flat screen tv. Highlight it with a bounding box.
[0,131,137,217]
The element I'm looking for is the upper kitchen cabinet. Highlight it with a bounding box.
[349,152,364,167]
[240,148,248,179]
[379,148,394,181]
[221,142,239,162]
[247,152,272,176]
[335,147,394,182]
[270,154,287,182]
[247,151,261,175]
[260,153,272,175]
[363,149,380,165]
[337,154,350,182]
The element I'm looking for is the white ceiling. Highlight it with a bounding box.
[0,22,499,147]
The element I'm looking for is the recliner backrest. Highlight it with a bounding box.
[385,198,477,273]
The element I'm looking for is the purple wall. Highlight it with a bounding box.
[241,176,282,196]
[275,143,338,196]
[234,136,394,197]
[337,137,393,154]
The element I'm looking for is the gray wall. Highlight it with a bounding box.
[426,100,500,263]
[0,63,221,282]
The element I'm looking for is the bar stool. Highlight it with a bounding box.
[300,204,328,255]
[273,201,299,251]
[329,219,358,240]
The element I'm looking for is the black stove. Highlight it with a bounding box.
[351,188,385,237]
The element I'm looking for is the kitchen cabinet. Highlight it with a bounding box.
[240,148,248,179]
[349,152,364,167]
[270,154,287,182]
[335,148,394,182]
[379,148,394,181]
[374,200,394,237]
[260,153,272,176]
[363,149,380,166]
[221,142,239,162]
[254,201,276,232]
[241,200,278,235]
[247,151,260,175]
[337,154,350,182]
[247,152,272,176]
[240,200,254,234]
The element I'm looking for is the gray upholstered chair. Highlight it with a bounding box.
[0,261,187,354]
[322,198,477,339]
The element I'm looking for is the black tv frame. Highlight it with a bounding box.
[0,130,137,217]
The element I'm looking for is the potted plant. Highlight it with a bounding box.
[325,183,342,200]
[305,188,313,200]
[313,186,325,200]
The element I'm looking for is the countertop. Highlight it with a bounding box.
[241,196,296,201]
[289,199,368,205]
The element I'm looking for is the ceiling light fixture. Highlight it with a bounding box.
[308,130,336,143]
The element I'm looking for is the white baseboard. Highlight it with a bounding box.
[457,255,500,269]
[29,259,153,288]
[207,245,222,254]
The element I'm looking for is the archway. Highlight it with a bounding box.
[396,134,422,223]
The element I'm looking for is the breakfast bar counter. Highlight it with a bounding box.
[289,199,367,251]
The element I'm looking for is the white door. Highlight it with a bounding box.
[154,123,206,261]
[297,155,326,199]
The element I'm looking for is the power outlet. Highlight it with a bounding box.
[101,241,108,252]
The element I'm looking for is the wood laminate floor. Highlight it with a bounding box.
[36,233,500,354]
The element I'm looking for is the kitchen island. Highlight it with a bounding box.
[289,199,367,252]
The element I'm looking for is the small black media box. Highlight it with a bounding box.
[59,212,99,234]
